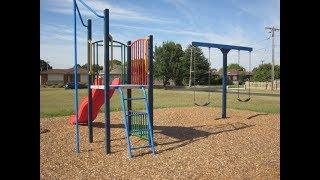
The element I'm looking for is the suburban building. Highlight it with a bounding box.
[40,65,122,85]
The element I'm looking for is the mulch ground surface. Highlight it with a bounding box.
[40,107,279,179]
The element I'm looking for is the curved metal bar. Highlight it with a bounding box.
[113,40,128,47]
[93,40,103,44]
[75,2,87,27]
[77,0,104,18]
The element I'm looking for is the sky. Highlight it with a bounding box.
[40,0,280,70]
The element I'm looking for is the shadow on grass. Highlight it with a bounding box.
[247,113,269,119]
[90,121,254,157]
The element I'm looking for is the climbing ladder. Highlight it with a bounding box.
[116,85,156,158]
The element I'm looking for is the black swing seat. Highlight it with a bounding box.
[194,102,210,106]
[237,97,251,102]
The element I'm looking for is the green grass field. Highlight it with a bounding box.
[40,87,280,117]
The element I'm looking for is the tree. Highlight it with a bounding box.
[274,65,280,79]
[252,63,280,82]
[227,63,245,71]
[110,59,122,67]
[81,63,103,72]
[182,45,210,85]
[154,41,185,87]
[40,59,52,71]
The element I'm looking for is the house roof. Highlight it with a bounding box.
[40,67,87,75]
[215,69,252,76]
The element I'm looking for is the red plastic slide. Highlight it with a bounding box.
[69,78,121,125]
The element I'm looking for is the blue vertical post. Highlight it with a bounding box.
[126,41,132,133]
[96,43,99,80]
[120,45,123,83]
[87,19,93,143]
[148,35,154,135]
[92,43,95,81]
[103,9,111,154]
[73,0,80,153]
[123,45,126,83]
[220,48,230,118]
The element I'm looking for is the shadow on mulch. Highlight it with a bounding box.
[214,117,231,120]
[40,128,50,134]
[89,121,254,157]
[92,122,124,129]
[247,113,269,119]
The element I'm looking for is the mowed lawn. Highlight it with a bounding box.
[40,88,280,117]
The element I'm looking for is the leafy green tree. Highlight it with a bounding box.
[252,63,280,82]
[227,63,245,71]
[110,59,122,69]
[154,41,185,87]
[81,63,103,72]
[274,65,280,79]
[182,45,210,85]
[40,59,52,71]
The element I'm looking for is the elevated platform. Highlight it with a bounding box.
[91,84,149,89]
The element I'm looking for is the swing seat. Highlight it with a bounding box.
[194,102,210,106]
[237,97,251,102]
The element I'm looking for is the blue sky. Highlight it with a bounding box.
[40,0,280,70]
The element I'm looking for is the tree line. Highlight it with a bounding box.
[41,41,280,86]
[154,41,280,87]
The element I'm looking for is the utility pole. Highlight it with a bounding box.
[265,26,279,90]
[261,60,264,65]
[46,61,50,70]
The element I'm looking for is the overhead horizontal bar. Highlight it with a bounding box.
[192,41,253,52]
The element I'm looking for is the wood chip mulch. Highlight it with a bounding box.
[40,107,279,179]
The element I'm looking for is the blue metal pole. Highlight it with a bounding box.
[73,0,80,153]
[148,35,154,136]
[96,43,99,80]
[120,44,123,83]
[126,41,132,133]
[103,9,111,154]
[220,48,230,118]
[87,19,93,143]
[92,43,96,81]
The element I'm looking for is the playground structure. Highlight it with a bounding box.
[70,0,155,158]
[190,42,253,118]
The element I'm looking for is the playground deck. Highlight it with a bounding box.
[40,107,279,179]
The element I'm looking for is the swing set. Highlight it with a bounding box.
[191,41,253,118]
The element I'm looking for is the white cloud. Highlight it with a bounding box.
[236,0,280,27]
[45,0,172,24]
